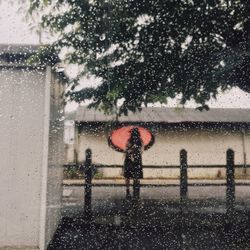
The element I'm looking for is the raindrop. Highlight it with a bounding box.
[58,116,65,122]
[100,33,106,41]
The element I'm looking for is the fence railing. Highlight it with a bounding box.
[71,148,249,220]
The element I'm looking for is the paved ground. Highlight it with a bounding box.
[48,179,250,250]
[48,216,250,250]
[63,179,250,205]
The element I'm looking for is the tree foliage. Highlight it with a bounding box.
[29,0,250,115]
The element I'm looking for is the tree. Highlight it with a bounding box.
[28,0,250,115]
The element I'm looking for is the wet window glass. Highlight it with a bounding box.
[1,1,250,249]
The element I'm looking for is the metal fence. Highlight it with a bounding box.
[69,148,250,221]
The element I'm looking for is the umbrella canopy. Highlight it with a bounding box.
[108,126,155,152]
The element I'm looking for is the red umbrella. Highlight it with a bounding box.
[108,126,155,152]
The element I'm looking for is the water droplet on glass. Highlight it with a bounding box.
[100,33,106,41]
[59,116,65,122]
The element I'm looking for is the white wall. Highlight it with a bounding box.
[64,120,75,163]
[76,126,250,178]
[0,65,64,249]
[42,68,64,249]
[64,120,75,144]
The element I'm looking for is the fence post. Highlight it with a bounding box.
[84,148,92,219]
[180,149,188,249]
[180,149,188,203]
[226,149,235,219]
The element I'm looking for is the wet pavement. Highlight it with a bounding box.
[48,181,250,249]
[48,218,250,249]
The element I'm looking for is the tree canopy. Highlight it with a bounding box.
[29,0,250,115]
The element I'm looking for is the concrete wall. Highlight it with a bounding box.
[0,65,64,249]
[76,126,250,179]
[42,69,64,249]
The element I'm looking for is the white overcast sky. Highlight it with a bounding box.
[1,1,250,112]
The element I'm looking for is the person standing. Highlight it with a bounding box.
[123,127,143,198]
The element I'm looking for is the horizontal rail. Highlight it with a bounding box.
[63,182,250,187]
[64,164,250,169]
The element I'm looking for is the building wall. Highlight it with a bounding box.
[76,126,250,178]
[0,66,64,249]
[0,67,46,248]
[42,68,64,249]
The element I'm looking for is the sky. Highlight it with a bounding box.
[1,1,250,112]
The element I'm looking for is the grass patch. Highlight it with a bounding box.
[64,166,103,179]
